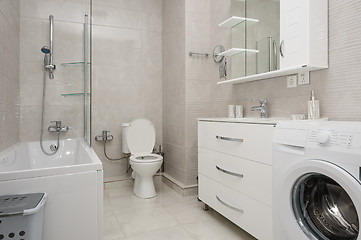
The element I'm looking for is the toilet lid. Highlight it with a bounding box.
[126,118,155,154]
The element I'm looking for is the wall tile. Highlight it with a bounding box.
[141,12,162,32]
[93,5,141,29]
[0,1,20,152]
[92,0,163,180]
[20,0,89,23]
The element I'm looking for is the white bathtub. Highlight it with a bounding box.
[0,139,103,240]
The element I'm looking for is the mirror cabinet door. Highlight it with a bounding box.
[230,0,280,79]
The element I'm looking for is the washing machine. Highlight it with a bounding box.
[273,121,361,240]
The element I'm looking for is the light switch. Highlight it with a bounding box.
[287,75,298,88]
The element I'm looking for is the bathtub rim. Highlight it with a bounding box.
[0,138,102,182]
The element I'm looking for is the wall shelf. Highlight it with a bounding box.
[217,65,326,85]
[61,62,90,67]
[61,92,90,97]
[218,16,259,28]
[218,48,259,57]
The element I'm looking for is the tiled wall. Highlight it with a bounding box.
[162,0,186,185]
[91,0,163,181]
[0,1,20,152]
[19,0,90,142]
[163,0,232,186]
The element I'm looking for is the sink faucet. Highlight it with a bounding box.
[48,121,69,132]
[251,99,268,118]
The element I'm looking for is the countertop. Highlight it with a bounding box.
[197,117,328,125]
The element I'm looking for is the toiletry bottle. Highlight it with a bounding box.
[308,90,320,119]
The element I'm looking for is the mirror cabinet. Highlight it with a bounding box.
[218,0,328,85]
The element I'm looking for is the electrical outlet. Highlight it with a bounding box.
[287,75,298,88]
[298,72,310,85]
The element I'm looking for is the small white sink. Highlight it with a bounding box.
[197,117,290,124]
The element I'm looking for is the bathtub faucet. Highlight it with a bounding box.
[48,121,69,132]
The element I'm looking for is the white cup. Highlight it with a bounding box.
[228,105,235,118]
[236,105,243,118]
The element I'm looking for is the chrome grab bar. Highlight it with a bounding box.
[216,195,244,213]
[216,135,243,142]
[189,51,209,57]
[216,165,243,178]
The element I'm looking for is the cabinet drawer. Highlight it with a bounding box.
[198,148,272,206]
[198,121,274,165]
[199,174,272,240]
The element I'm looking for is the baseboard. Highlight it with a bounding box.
[161,173,198,197]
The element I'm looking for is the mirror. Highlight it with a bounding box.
[229,0,280,79]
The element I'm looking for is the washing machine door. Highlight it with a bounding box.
[277,159,361,240]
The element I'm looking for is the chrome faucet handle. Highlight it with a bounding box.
[251,99,267,106]
[50,120,61,128]
[257,99,267,106]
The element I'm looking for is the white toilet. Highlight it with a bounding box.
[122,118,163,199]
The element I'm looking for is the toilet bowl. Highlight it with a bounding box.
[122,118,163,199]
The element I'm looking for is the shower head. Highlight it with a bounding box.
[41,46,50,54]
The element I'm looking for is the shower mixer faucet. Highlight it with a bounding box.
[48,121,69,132]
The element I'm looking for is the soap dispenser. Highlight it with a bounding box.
[308,90,320,119]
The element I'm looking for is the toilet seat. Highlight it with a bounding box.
[130,153,163,163]
[126,118,155,155]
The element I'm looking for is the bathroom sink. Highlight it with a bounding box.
[198,117,329,125]
[198,117,290,124]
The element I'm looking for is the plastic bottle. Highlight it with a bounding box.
[308,90,320,119]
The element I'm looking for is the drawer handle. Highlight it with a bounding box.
[216,165,244,178]
[216,135,243,142]
[216,195,244,213]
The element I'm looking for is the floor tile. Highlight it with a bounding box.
[182,213,256,240]
[103,214,125,240]
[114,207,178,236]
[104,180,257,240]
[126,226,193,240]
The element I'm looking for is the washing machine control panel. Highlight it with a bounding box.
[308,129,353,148]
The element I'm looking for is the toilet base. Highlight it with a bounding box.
[133,174,157,199]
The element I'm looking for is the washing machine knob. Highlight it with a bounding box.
[316,131,331,144]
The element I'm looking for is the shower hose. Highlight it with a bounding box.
[40,69,60,155]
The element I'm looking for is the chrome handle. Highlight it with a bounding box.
[280,40,285,57]
[216,165,243,178]
[216,195,244,213]
[216,135,243,142]
[257,98,267,106]
[50,120,61,128]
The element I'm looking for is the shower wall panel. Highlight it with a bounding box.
[19,0,90,142]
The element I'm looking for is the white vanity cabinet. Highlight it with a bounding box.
[198,120,275,240]
[280,0,328,70]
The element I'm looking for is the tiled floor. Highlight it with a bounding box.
[103,177,257,240]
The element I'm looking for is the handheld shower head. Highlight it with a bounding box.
[41,46,50,54]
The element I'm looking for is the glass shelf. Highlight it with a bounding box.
[61,92,90,97]
[218,48,259,57]
[61,62,90,67]
[218,16,259,28]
